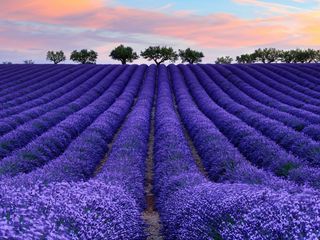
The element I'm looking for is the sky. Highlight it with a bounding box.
[0,0,320,64]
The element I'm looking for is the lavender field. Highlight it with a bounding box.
[1,63,320,239]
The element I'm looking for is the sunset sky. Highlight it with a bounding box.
[0,0,320,64]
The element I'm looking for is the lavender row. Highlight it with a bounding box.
[0,66,71,98]
[0,64,56,81]
[210,66,320,143]
[154,65,320,239]
[4,64,147,187]
[296,63,320,76]
[0,180,144,239]
[0,65,140,178]
[269,64,320,88]
[0,66,150,239]
[226,65,320,141]
[96,64,155,210]
[186,64,320,189]
[250,64,320,104]
[0,66,115,136]
[154,65,208,238]
[0,66,121,159]
[199,65,320,166]
[223,64,320,115]
[203,64,308,131]
[261,64,320,96]
[0,65,47,88]
[0,68,105,118]
[240,64,320,109]
[0,65,73,101]
[217,64,320,124]
[169,65,296,190]
[0,66,94,108]
[0,65,30,80]
[0,65,101,117]
[0,65,60,89]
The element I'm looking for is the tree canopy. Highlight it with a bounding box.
[215,56,233,64]
[70,49,98,64]
[280,49,320,63]
[253,48,280,63]
[235,48,320,64]
[179,48,204,64]
[23,60,34,64]
[140,46,178,65]
[236,54,256,64]
[47,51,66,64]
[41,46,320,65]
[109,45,139,64]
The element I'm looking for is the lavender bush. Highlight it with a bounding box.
[0,64,320,239]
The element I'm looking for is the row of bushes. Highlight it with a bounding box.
[219,48,320,64]
[43,46,204,65]
[3,47,320,65]
[47,47,320,65]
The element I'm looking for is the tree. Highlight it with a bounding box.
[46,50,66,64]
[215,56,233,64]
[24,60,34,64]
[109,45,139,64]
[253,48,281,63]
[279,50,296,63]
[236,54,255,64]
[140,46,178,65]
[279,49,318,63]
[301,49,318,63]
[70,49,98,64]
[315,50,320,63]
[2,61,12,64]
[179,48,204,64]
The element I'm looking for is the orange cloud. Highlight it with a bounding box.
[0,0,319,51]
[154,13,289,48]
[1,0,102,20]
[294,10,320,45]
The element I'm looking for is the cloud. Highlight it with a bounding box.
[0,0,319,63]
[157,3,175,11]
[232,0,305,14]
[0,1,291,48]
[1,0,103,19]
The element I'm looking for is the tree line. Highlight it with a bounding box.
[216,48,320,64]
[3,46,320,65]
[45,46,204,65]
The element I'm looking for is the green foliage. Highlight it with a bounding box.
[2,61,12,64]
[254,48,320,64]
[316,50,320,63]
[215,56,233,64]
[236,54,255,64]
[140,46,178,65]
[46,50,66,64]
[179,48,204,64]
[253,48,281,63]
[277,162,297,177]
[281,49,320,63]
[70,49,98,64]
[23,60,34,64]
[236,48,320,64]
[109,45,139,64]
[279,50,296,63]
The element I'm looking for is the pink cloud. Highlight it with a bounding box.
[0,0,319,54]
